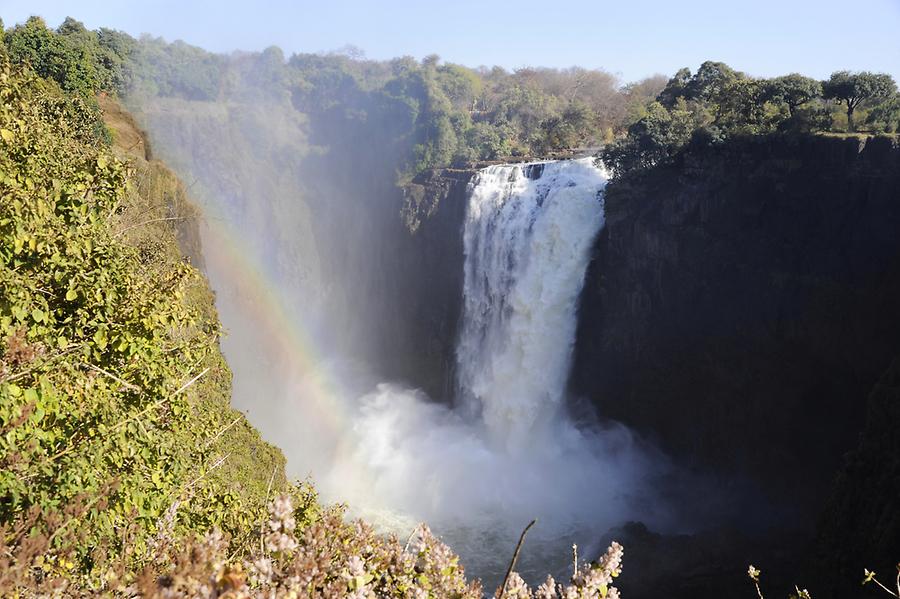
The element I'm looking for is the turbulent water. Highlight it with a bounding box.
[458,159,609,449]
[323,158,672,585]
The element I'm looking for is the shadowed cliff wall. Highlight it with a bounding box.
[571,135,900,524]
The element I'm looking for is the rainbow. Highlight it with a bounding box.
[196,211,386,503]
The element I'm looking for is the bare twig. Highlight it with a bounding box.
[754,580,765,599]
[83,363,141,392]
[203,415,242,449]
[114,216,190,238]
[109,367,209,435]
[404,525,421,553]
[872,576,899,598]
[119,203,167,224]
[259,466,279,553]
[183,453,229,491]
[499,519,536,599]
[172,366,210,397]
[264,465,277,504]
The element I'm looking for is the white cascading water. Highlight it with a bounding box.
[324,158,671,585]
[457,158,607,449]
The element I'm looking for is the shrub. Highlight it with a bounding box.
[0,59,286,589]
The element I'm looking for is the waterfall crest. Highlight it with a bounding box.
[457,158,607,448]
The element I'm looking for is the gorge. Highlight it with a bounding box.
[173,148,679,587]
[4,15,900,596]
[137,84,900,593]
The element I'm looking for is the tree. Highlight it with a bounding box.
[56,16,89,38]
[599,100,697,175]
[657,67,692,107]
[96,28,136,94]
[766,74,822,117]
[823,71,897,131]
[866,93,900,133]
[421,53,440,69]
[3,16,134,97]
[687,60,741,103]
[656,62,743,113]
[716,77,772,133]
[436,63,482,111]
[539,100,595,151]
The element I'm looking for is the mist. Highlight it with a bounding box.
[125,41,704,587]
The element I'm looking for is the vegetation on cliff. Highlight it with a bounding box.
[2,16,668,181]
[0,50,299,588]
[5,16,898,187]
[600,61,898,177]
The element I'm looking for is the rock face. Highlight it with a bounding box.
[381,168,474,399]
[571,135,900,523]
[389,140,900,596]
[816,356,900,598]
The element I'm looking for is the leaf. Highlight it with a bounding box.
[31,308,46,323]
[93,327,108,350]
[66,289,78,301]
[0,129,13,142]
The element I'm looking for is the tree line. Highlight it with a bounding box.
[3,16,897,181]
[0,16,662,178]
[601,61,898,177]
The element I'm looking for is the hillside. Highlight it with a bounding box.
[0,57,295,590]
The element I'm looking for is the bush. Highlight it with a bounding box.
[0,59,286,590]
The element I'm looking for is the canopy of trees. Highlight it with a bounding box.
[602,61,898,178]
[1,17,669,178]
[3,16,133,96]
[4,17,896,182]
[823,71,897,131]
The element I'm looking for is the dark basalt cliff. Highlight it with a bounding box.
[381,168,473,399]
[816,356,900,597]
[568,134,900,572]
[394,139,900,596]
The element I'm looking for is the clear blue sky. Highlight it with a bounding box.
[3,0,899,82]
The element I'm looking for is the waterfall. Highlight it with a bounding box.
[457,158,607,449]
[321,158,669,587]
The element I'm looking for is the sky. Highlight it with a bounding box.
[2,0,899,83]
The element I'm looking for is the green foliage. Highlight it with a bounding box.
[823,71,897,131]
[3,16,132,97]
[600,99,706,174]
[0,17,680,177]
[687,61,740,104]
[866,93,900,133]
[7,17,900,182]
[129,36,228,101]
[601,62,898,178]
[130,39,636,174]
[0,60,288,587]
[765,74,822,118]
